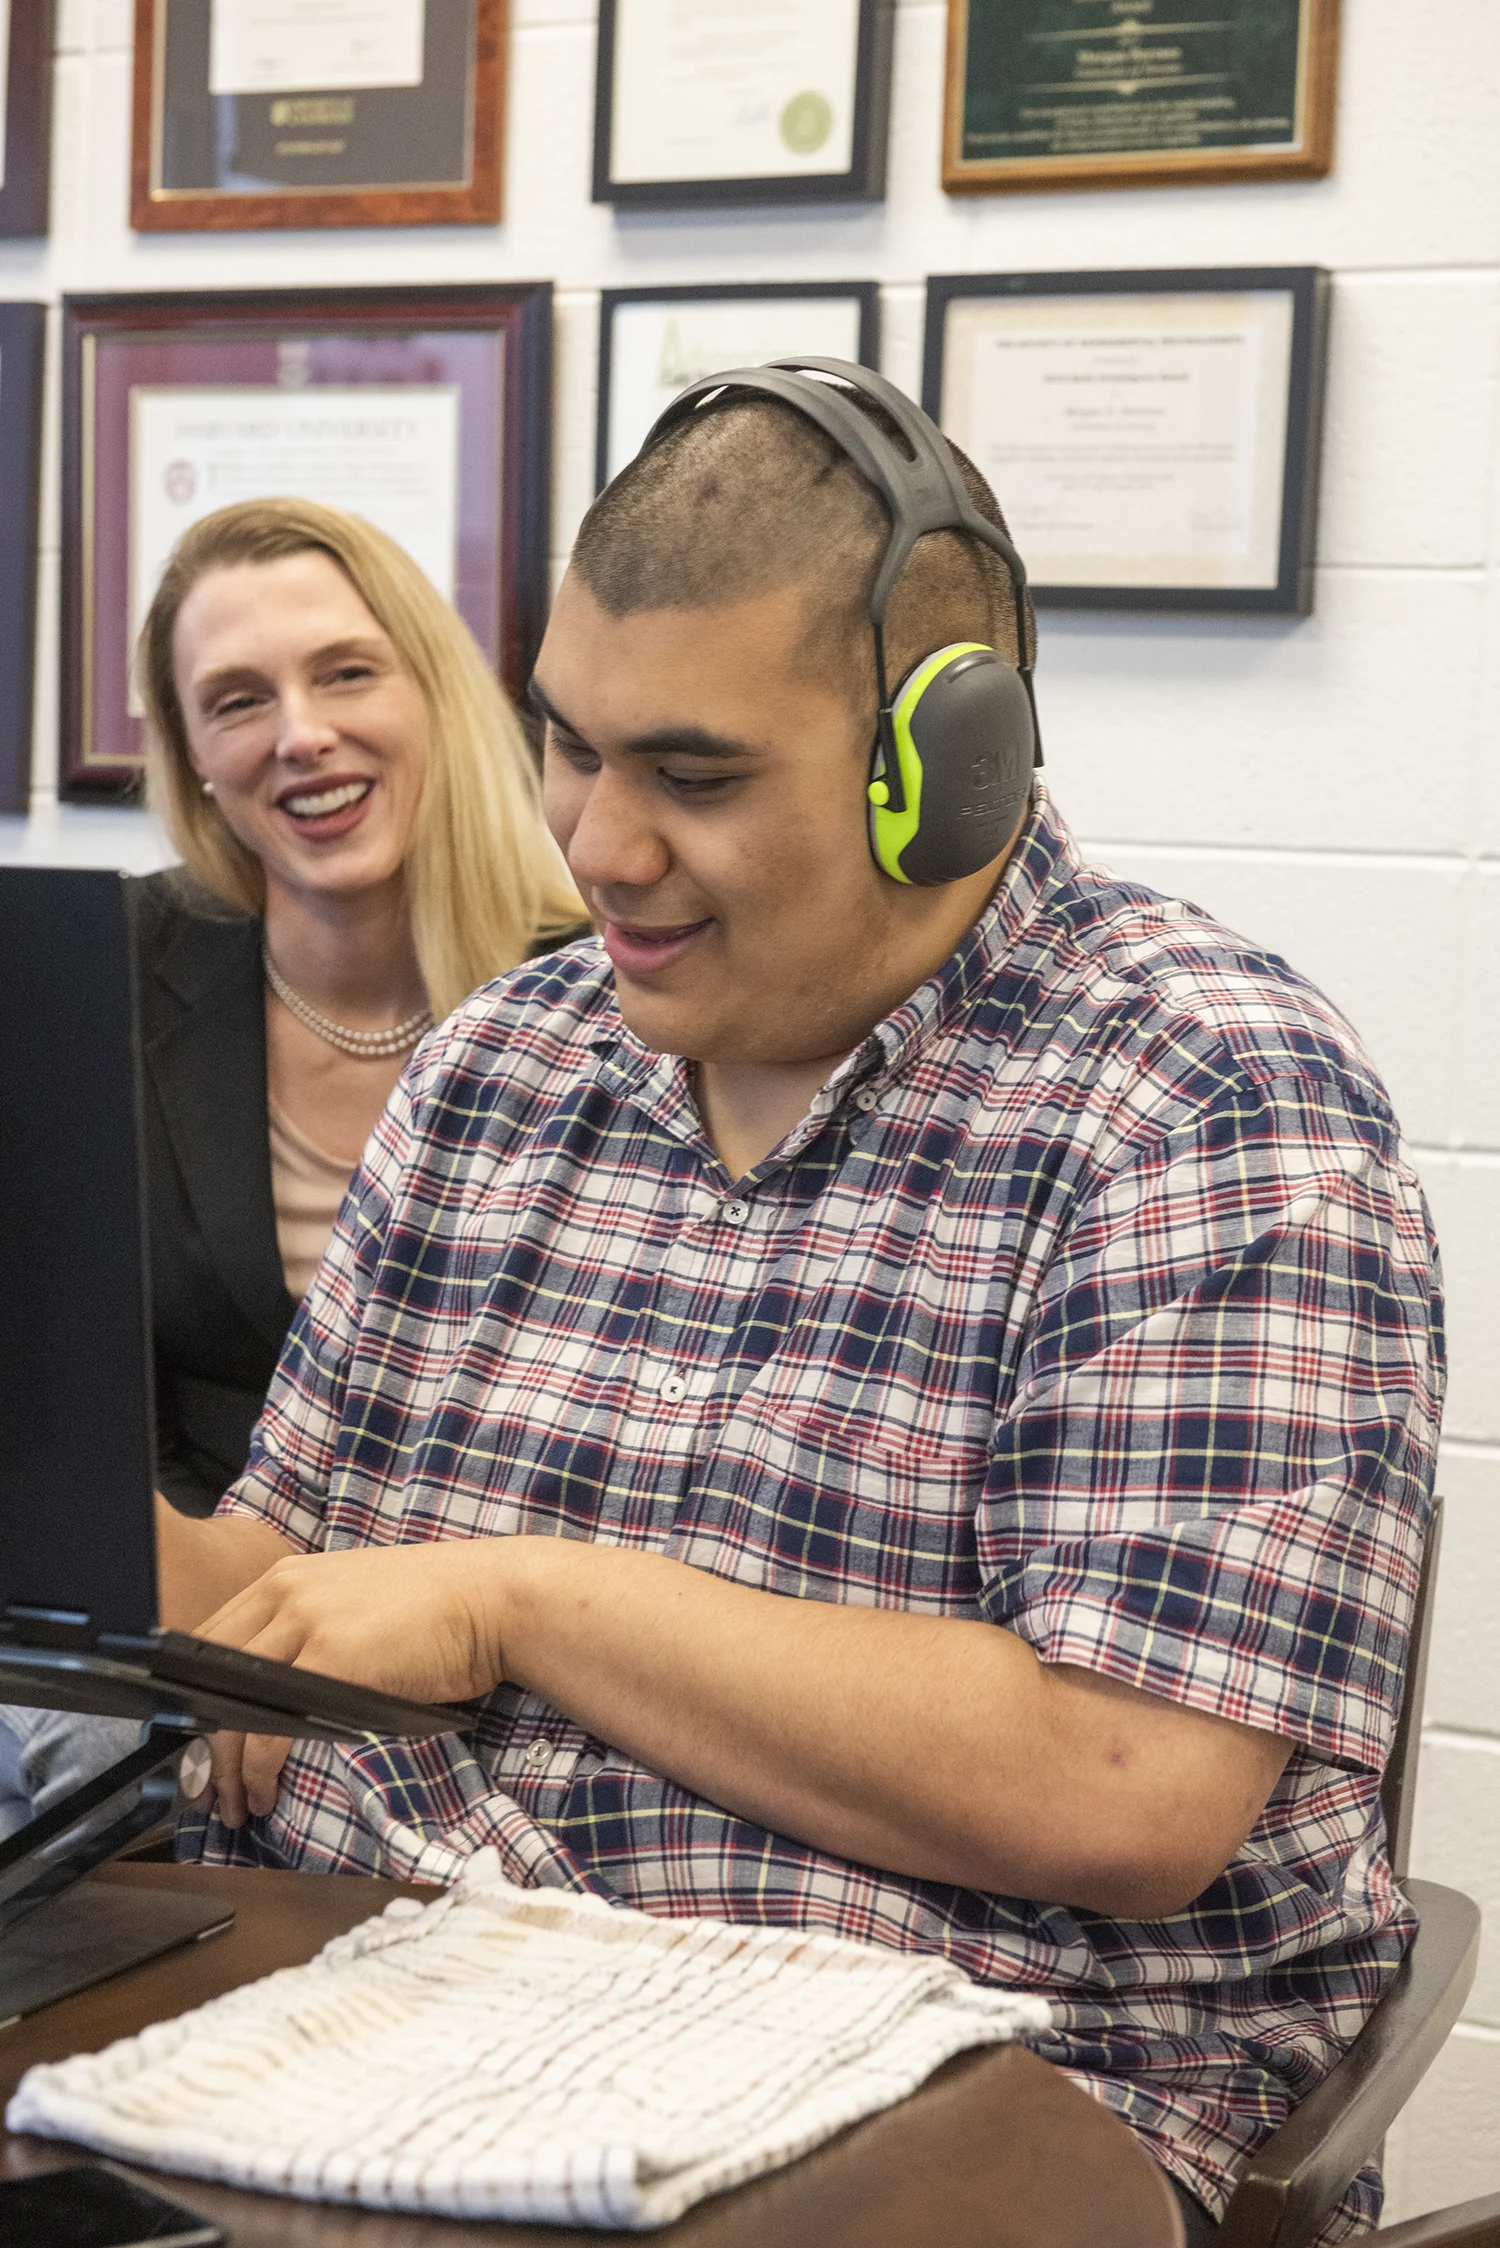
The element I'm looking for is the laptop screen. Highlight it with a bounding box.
[0,868,158,1640]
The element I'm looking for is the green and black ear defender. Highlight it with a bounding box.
[639,357,1042,887]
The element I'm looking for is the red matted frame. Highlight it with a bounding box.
[60,284,552,800]
[130,0,505,232]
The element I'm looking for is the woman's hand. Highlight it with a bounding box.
[187,1539,510,1829]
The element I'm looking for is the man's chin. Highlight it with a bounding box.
[609,978,711,1058]
[611,984,775,1067]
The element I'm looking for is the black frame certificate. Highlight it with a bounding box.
[596,283,880,491]
[944,0,1340,195]
[594,0,894,208]
[924,267,1331,615]
[0,2,56,238]
[131,0,507,232]
[0,303,46,811]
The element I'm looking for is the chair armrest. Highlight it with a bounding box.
[1375,2191,1500,2247]
[1216,1880,1481,2248]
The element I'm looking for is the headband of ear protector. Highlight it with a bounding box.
[638,357,1041,887]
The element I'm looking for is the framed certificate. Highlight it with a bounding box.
[924,268,1331,614]
[597,283,880,491]
[594,0,894,208]
[0,304,46,812]
[0,2,56,237]
[61,284,552,798]
[130,0,506,231]
[944,0,1340,194]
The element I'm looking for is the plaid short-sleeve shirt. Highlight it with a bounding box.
[189,786,1443,2236]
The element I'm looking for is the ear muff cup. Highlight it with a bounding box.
[868,645,1036,887]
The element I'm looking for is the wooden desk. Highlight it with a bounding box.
[0,1864,1183,2248]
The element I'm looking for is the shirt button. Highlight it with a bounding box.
[854,1087,879,1112]
[525,1739,552,1769]
[658,1371,687,1404]
[721,1199,749,1224]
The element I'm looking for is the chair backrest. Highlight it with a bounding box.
[1381,1495,1444,1881]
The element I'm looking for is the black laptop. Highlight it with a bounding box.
[0,865,462,1748]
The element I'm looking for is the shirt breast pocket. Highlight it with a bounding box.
[678,1394,988,1614]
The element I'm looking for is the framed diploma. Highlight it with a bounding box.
[597,283,880,491]
[0,304,46,812]
[0,2,56,237]
[924,267,1330,614]
[130,0,506,231]
[594,0,894,209]
[61,283,552,798]
[944,0,1340,194]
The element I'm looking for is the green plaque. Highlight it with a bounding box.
[945,0,1339,192]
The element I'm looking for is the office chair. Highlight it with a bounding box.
[1216,1499,1482,2248]
[1373,2193,1500,2246]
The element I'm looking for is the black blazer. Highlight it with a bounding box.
[132,875,589,1517]
[132,872,296,1519]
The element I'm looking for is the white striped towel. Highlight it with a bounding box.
[7,1849,1052,2229]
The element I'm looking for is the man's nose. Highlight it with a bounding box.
[564,765,671,893]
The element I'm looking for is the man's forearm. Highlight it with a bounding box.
[154,1494,293,1633]
[185,1529,1290,1905]
[496,1539,1289,1918]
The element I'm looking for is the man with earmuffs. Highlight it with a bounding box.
[159,364,1442,2244]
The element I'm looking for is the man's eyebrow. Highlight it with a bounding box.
[623,728,757,761]
[527,678,758,761]
[526,677,581,735]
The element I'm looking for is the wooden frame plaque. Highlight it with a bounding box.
[130,0,506,232]
[0,304,46,812]
[594,0,894,209]
[944,0,1340,195]
[0,2,56,238]
[924,266,1331,615]
[61,283,552,799]
[596,282,880,491]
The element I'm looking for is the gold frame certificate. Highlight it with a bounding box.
[924,267,1331,615]
[944,0,1340,194]
[594,0,894,208]
[131,0,506,232]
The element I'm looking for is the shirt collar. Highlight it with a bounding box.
[812,780,1076,1107]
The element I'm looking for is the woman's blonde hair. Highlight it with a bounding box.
[140,497,583,1019]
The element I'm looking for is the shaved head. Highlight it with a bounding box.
[570,395,1027,713]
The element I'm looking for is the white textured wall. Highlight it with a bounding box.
[5,0,1497,2214]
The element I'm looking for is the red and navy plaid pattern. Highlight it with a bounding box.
[187,787,1443,2237]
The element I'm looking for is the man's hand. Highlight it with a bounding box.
[188,1541,509,1828]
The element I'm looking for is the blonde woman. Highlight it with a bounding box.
[0,497,584,1835]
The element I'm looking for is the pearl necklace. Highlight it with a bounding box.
[263,945,434,1059]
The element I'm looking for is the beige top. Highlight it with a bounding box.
[267,1101,358,1301]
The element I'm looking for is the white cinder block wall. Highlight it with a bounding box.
[6,0,1497,2214]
